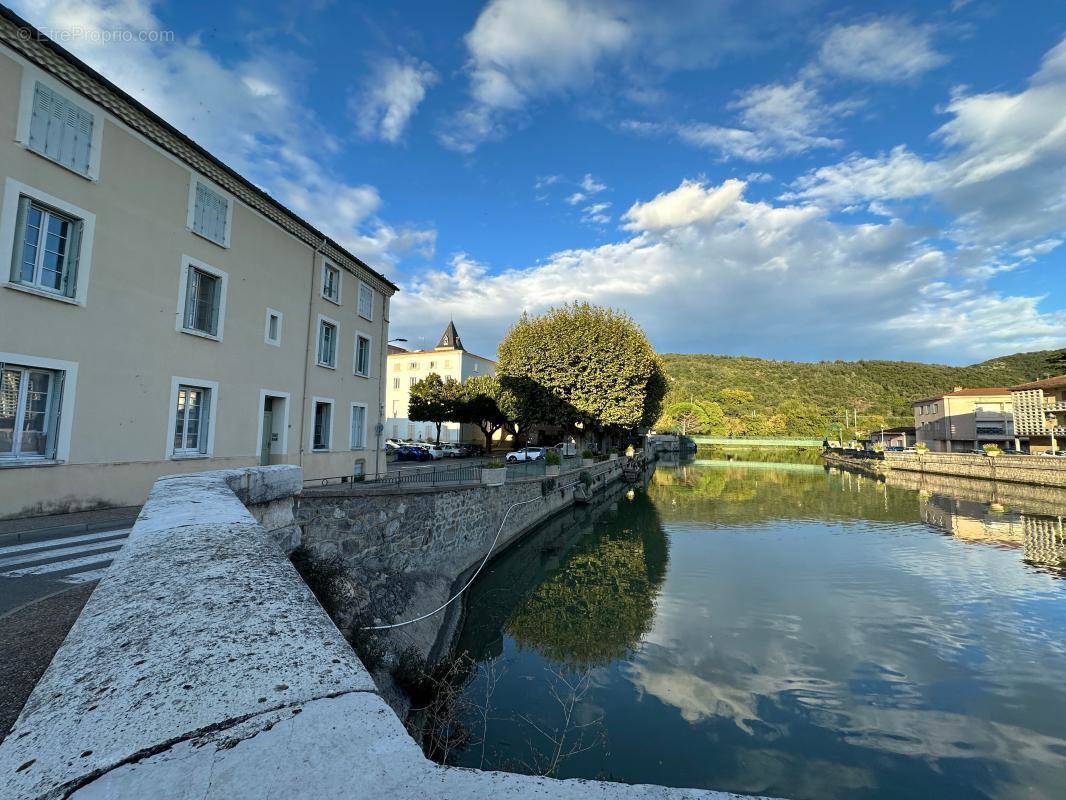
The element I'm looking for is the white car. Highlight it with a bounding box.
[439,444,464,458]
[506,447,546,463]
[420,444,445,460]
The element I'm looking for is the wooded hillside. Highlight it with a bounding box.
[657,348,1066,437]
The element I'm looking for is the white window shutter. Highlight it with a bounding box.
[10,197,30,282]
[193,182,228,244]
[62,220,83,298]
[29,84,93,175]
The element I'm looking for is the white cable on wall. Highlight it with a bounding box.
[358,478,584,631]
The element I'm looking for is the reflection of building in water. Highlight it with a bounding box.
[1023,516,1066,574]
[920,493,1066,576]
[920,495,1024,546]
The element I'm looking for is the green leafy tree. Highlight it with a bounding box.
[658,400,726,435]
[408,373,464,444]
[453,374,518,449]
[497,303,666,446]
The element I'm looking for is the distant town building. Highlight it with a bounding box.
[0,10,395,518]
[912,388,1014,452]
[870,427,916,449]
[1009,375,1066,453]
[385,322,496,444]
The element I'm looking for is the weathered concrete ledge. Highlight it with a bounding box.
[0,465,771,800]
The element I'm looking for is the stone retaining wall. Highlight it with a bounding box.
[823,450,1066,489]
[0,464,768,800]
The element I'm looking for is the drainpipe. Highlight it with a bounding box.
[298,237,328,470]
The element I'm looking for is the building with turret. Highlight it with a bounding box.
[385,322,496,445]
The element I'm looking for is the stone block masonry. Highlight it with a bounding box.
[0,465,773,800]
[825,450,1066,489]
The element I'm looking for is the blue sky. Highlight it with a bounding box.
[12,0,1066,363]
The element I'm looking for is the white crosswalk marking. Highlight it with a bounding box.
[0,527,131,585]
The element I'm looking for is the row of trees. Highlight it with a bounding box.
[656,392,891,438]
[408,303,667,448]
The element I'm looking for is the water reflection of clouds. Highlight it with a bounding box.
[624,523,1066,777]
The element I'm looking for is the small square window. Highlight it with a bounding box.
[322,263,341,304]
[355,335,372,377]
[264,308,282,347]
[317,317,338,368]
[358,281,373,320]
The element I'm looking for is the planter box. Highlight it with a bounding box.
[481,467,507,487]
[581,458,595,467]
[545,465,560,477]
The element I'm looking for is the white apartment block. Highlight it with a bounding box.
[0,9,396,518]
[385,322,496,444]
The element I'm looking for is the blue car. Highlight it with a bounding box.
[396,445,432,462]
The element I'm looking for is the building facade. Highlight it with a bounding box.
[1010,375,1066,453]
[871,427,916,449]
[385,322,496,445]
[0,10,395,518]
[912,388,1014,452]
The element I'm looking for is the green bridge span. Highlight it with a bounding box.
[691,436,822,448]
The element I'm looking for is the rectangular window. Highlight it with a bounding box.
[410,377,417,387]
[313,401,333,451]
[355,335,371,377]
[322,263,341,304]
[358,281,373,320]
[191,180,230,246]
[264,308,282,347]
[183,267,222,336]
[409,362,418,370]
[0,364,63,460]
[11,196,83,297]
[28,82,94,176]
[172,384,210,456]
[393,377,400,389]
[350,404,367,449]
[317,318,338,368]
[393,362,400,372]
[429,361,436,369]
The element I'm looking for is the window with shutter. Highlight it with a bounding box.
[178,259,227,339]
[322,263,341,303]
[317,319,338,368]
[358,281,373,320]
[192,181,229,245]
[355,335,371,377]
[10,196,82,298]
[28,83,95,176]
[0,364,64,461]
[350,405,367,449]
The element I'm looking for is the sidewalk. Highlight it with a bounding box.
[0,505,141,545]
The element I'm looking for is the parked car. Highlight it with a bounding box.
[439,444,464,458]
[421,444,445,460]
[552,442,578,457]
[506,447,547,463]
[886,446,905,452]
[460,443,485,457]
[396,445,432,462]
[1040,450,1066,457]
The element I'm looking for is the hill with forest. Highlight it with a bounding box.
[657,348,1066,438]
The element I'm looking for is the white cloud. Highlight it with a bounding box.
[789,37,1066,246]
[441,0,629,151]
[672,81,856,162]
[393,178,1066,361]
[352,57,438,143]
[582,202,612,224]
[10,0,434,268]
[818,17,948,83]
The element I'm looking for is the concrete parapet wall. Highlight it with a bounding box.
[297,460,623,575]
[0,464,767,800]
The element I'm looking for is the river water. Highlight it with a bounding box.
[446,449,1066,800]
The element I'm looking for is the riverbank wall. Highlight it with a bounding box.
[0,464,770,800]
[295,459,624,662]
[822,450,1066,489]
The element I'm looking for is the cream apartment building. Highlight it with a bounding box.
[0,9,395,518]
[385,322,496,444]
[912,388,1014,452]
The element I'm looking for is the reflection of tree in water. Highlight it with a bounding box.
[505,491,668,667]
[651,462,919,526]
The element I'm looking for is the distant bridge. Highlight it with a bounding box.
[691,436,822,448]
